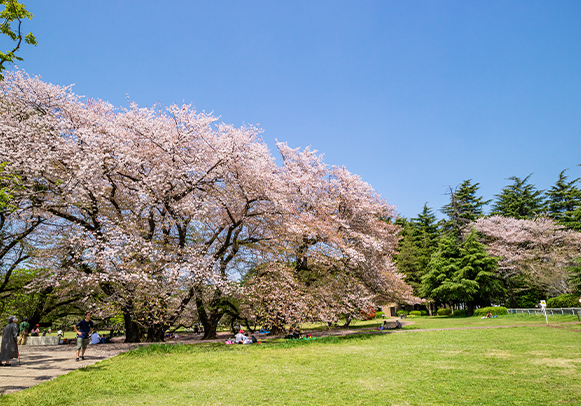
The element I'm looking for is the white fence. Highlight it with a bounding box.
[507,307,581,316]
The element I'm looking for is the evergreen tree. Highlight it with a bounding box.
[545,170,581,231]
[491,174,546,219]
[394,222,422,296]
[568,258,581,295]
[441,180,489,240]
[453,229,504,311]
[411,204,440,281]
[420,234,460,306]
[420,229,503,314]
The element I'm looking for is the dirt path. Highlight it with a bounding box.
[2,319,579,395]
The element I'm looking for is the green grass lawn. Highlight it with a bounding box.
[303,313,580,332]
[2,325,580,405]
[402,313,580,330]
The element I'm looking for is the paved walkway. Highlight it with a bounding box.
[1,320,579,395]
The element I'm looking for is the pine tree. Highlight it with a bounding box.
[454,229,503,311]
[411,204,440,280]
[545,170,581,231]
[491,174,545,219]
[395,222,422,296]
[420,234,461,306]
[420,229,503,314]
[441,180,490,240]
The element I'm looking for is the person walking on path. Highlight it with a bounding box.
[17,317,30,345]
[1,315,19,366]
[74,312,94,361]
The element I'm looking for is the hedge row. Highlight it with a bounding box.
[547,294,580,308]
[409,310,428,316]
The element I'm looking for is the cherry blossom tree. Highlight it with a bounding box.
[473,216,581,297]
[0,70,416,341]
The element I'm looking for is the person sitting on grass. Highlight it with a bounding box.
[380,321,389,330]
[395,320,402,329]
[235,330,247,344]
[90,331,101,345]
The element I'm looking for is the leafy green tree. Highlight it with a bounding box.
[0,0,37,77]
[491,175,546,219]
[442,180,490,240]
[545,170,581,231]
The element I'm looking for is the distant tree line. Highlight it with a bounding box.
[395,173,581,314]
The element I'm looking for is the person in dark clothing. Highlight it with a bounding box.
[1,316,19,366]
[74,312,94,361]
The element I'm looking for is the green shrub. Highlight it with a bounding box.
[452,309,469,317]
[397,310,409,316]
[420,310,428,316]
[547,294,580,308]
[375,311,385,318]
[437,308,452,316]
[409,311,422,316]
[473,306,508,317]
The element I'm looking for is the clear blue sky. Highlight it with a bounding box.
[12,1,581,218]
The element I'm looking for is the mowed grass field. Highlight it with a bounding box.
[1,321,580,405]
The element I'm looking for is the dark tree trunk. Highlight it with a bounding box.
[196,296,224,340]
[343,314,352,327]
[243,318,255,334]
[123,311,142,343]
[467,302,475,317]
[269,322,287,335]
[145,324,166,342]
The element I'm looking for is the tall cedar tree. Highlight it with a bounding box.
[395,221,422,296]
[491,175,545,219]
[411,204,440,284]
[420,228,501,314]
[441,180,490,241]
[545,170,581,231]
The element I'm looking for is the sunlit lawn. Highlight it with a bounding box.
[401,313,580,329]
[2,324,580,405]
[303,313,580,332]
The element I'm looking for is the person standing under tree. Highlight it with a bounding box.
[74,312,94,361]
[17,316,30,345]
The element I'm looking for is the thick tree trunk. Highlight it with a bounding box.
[467,302,475,317]
[196,298,223,340]
[123,311,142,343]
[269,323,287,335]
[145,324,166,342]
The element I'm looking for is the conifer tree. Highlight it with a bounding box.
[420,229,502,314]
[442,180,490,241]
[545,170,581,231]
[395,222,422,296]
[411,204,440,281]
[491,175,545,219]
[420,234,460,307]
